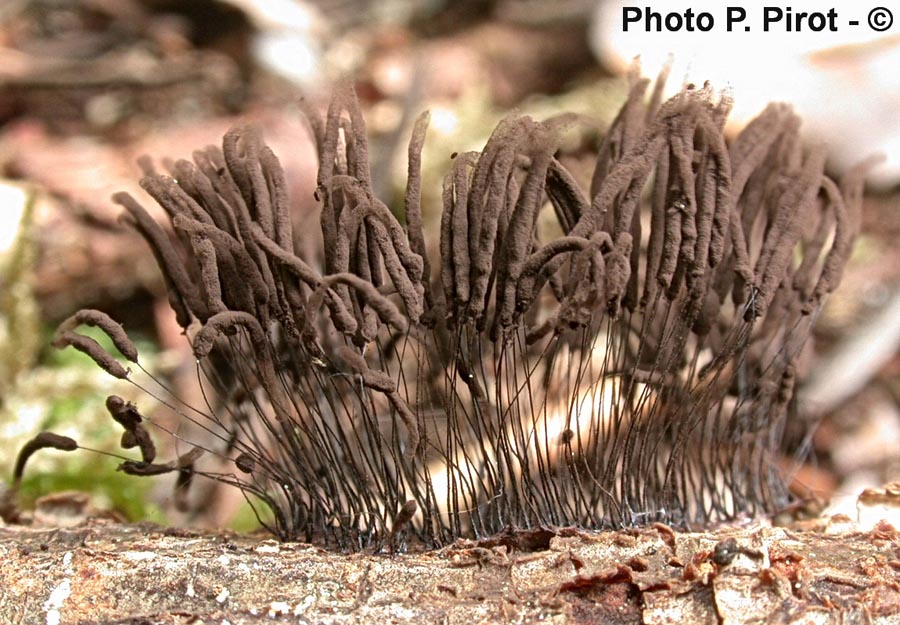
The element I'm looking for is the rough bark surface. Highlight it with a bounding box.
[1,519,899,624]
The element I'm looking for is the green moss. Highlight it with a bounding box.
[229,498,273,533]
[17,455,163,521]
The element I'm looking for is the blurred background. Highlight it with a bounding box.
[1,0,898,531]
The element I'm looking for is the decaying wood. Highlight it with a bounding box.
[1,519,899,624]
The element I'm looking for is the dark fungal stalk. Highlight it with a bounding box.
[13,432,79,488]
[1,432,79,523]
[52,78,866,551]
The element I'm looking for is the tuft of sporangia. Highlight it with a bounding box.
[46,75,871,551]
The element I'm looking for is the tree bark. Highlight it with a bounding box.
[1,519,898,624]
